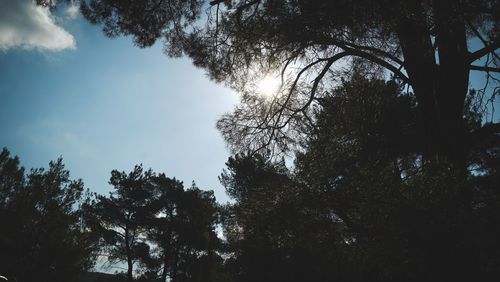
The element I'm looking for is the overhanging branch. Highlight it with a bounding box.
[466,20,500,62]
[470,65,500,73]
[469,40,500,63]
[345,48,410,84]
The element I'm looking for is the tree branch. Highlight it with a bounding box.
[469,40,500,63]
[466,20,500,62]
[342,41,405,67]
[344,48,410,84]
[469,65,500,73]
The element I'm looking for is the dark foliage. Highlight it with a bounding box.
[216,77,500,282]
[84,167,223,282]
[220,154,349,282]
[74,0,499,164]
[84,165,156,281]
[294,76,500,281]
[0,148,98,282]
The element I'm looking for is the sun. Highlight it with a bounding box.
[256,75,281,97]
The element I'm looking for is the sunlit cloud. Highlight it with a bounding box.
[0,0,76,51]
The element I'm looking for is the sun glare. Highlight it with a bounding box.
[256,75,281,97]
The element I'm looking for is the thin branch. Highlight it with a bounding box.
[342,41,405,67]
[300,57,337,111]
[344,47,410,84]
[466,20,500,61]
[470,65,500,73]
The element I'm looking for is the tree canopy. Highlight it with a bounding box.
[84,165,222,282]
[75,0,499,164]
[219,76,500,281]
[294,75,500,281]
[0,148,98,282]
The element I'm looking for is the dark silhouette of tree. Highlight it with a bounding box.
[0,148,98,282]
[215,76,499,281]
[72,0,498,166]
[145,176,221,282]
[294,76,500,281]
[219,154,348,282]
[85,166,223,282]
[85,165,155,282]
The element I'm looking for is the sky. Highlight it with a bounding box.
[0,0,238,203]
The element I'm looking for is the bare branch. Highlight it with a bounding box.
[466,20,500,62]
[342,42,405,67]
[344,47,410,84]
[469,40,500,63]
[470,65,500,73]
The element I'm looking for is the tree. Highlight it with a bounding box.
[294,76,500,281]
[0,148,97,282]
[219,154,348,282]
[146,176,221,282]
[86,165,155,282]
[86,166,222,282]
[74,0,499,165]
[213,76,499,281]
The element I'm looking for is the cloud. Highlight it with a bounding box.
[65,4,80,20]
[0,0,76,51]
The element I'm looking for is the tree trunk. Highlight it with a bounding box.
[125,228,133,282]
[396,3,440,158]
[433,0,469,172]
[161,258,169,282]
[171,251,179,282]
[396,4,474,279]
[397,0,469,171]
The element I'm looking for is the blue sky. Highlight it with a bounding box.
[0,2,238,203]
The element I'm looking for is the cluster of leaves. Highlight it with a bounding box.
[295,76,500,281]
[0,149,97,282]
[219,154,348,282]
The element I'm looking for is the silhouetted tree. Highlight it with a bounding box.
[0,148,97,282]
[295,76,500,281]
[220,154,348,282]
[216,76,499,281]
[145,176,221,282]
[85,165,155,282]
[86,166,223,282]
[26,3,500,279]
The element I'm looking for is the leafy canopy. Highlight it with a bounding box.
[75,0,499,158]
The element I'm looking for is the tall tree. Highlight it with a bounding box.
[295,76,500,281]
[86,166,222,282]
[86,165,155,282]
[145,176,221,282]
[220,154,348,282]
[0,148,97,282]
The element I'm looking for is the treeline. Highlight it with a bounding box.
[0,153,222,282]
[1,77,499,282]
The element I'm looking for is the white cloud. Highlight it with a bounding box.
[65,4,79,20]
[0,0,76,51]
